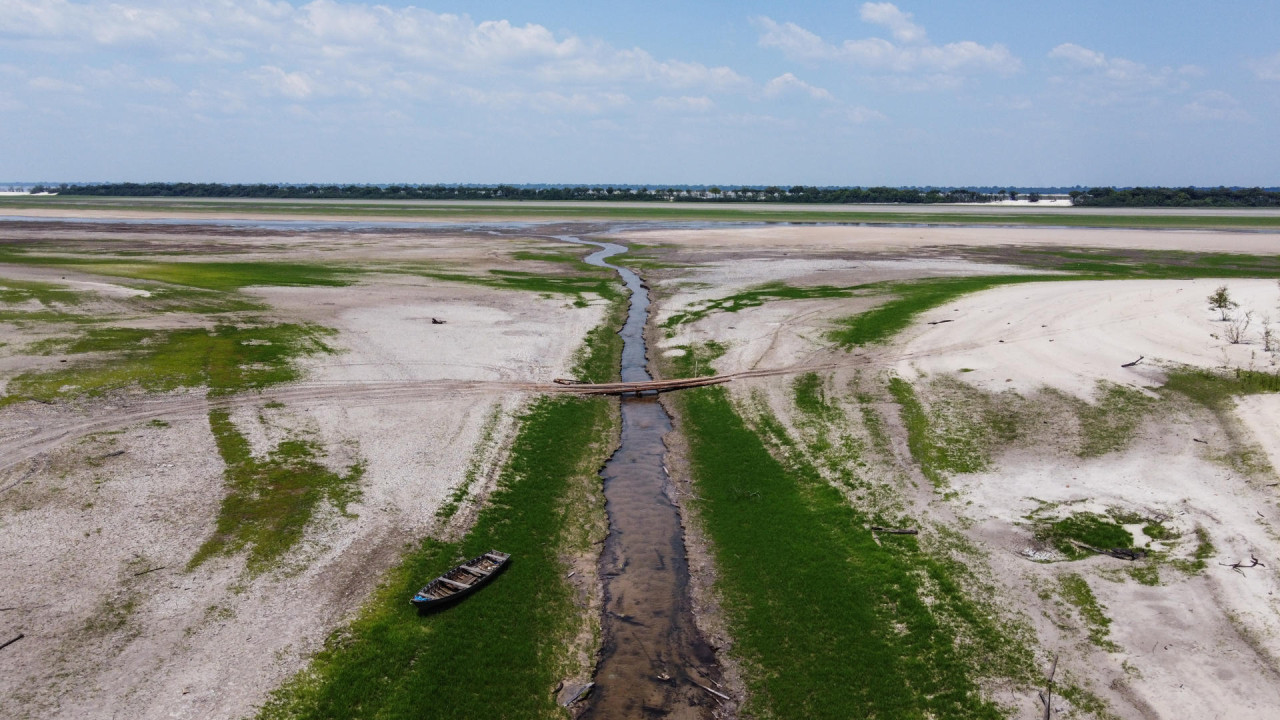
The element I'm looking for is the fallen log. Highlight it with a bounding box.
[870,526,919,535]
[695,681,730,701]
[1121,356,1144,368]
[0,633,23,652]
[1220,555,1265,575]
[1041,654,1058,720]
[1067,539,1145,561]
[927,319,955,326]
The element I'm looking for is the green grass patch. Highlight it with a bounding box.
[829,276,1045,348]
[664,281,851,327]
[0,278,84,306]
[0,245,355,292]
[1037,513,1134,558]
[412,268,618,300]
[1010,248,1280,280]
[7,195,1280,229]
[1058,574,1119,651]
[570,296,627,384]
[259,394,614,720]
[888,377,998,486]
[435,404,504,522]
[4,323,334,404]
[1170,527,1216,574]
[1162,367,1280,411]
[676,384,1035,718]
[190,409,363,573]
[258,297,621,719]
[1073,383,1156,457]
[665,340,725,379]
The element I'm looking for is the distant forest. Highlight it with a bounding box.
[28,183,1280,207]
[1067,186,1280,207]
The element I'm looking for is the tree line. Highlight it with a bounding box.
[26,183,1280,207]
[1069,186,1280,207]
[32,182,999,204]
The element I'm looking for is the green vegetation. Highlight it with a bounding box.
[4,323,334,405]
[1058,574,1119,651]
[260,397,614,720]
[1073,383,1155,457]
[675,383,1035,718]
[888,377,1001,486]
[190,409,363,573]
[7,195,1280,229]
[435,404,504,522]
[663,281,851,327]
[1170,527,1216,574]
[987,247,1280,280]
[570,297,627,384]
[1036,512,1134,558]
[0,246,354,291]
[259,299,621,720]
[829,276,1044,348]
[0,278,84,306]
[410,268,618,300]
[1162,367,1280,412]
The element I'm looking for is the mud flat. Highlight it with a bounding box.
[636,222,1280,718]
[0,220,606,719]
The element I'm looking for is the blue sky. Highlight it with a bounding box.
[1,0,1278,185]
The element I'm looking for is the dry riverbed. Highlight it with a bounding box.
[0,221,607,719]
[3,216,1280,720]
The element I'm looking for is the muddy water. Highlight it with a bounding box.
[559,236,721,719]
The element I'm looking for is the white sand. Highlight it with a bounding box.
[623,224,1280,255]
[897,278,1280,399]
[0,239,603,719]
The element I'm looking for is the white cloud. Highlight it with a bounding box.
[28,75,83,92]
[762,73,833,101]
[0,1,748,97]
[1048,43,1189,104]
[653,95,714,112]
[1249,50,1280,81]
[752,9,1018,82]
[1048,43,1105,68]
[251,66,317,100]
[825,105,888,124]
[1180,90,1254,123]
[859,2,926,44]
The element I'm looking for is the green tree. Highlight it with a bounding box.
[1208,285,1238,320]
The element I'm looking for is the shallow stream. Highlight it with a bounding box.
[559,236,721,719]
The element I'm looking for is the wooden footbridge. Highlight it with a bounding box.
[548,363,845,396]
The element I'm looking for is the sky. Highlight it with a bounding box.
[1,0,1278,186]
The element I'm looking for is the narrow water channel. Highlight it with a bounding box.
[558,236,721,719]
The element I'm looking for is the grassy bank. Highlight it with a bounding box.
[674,384,1034,718]
[259,394,614,720]
[258,297,624,719]
[6,195,1280,229]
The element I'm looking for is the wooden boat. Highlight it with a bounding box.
[411,550,511,609]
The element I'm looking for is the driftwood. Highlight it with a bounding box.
[1220,555,1265,575]
[1121,356,1144,368]
[1040,654,1059,720]
[871,526,919,535]
[553,378,588,385]
[695,681,730,701]
[0,633,23,652]
[1068,539,1146,561]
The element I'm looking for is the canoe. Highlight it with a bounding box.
[411,550,511,609]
